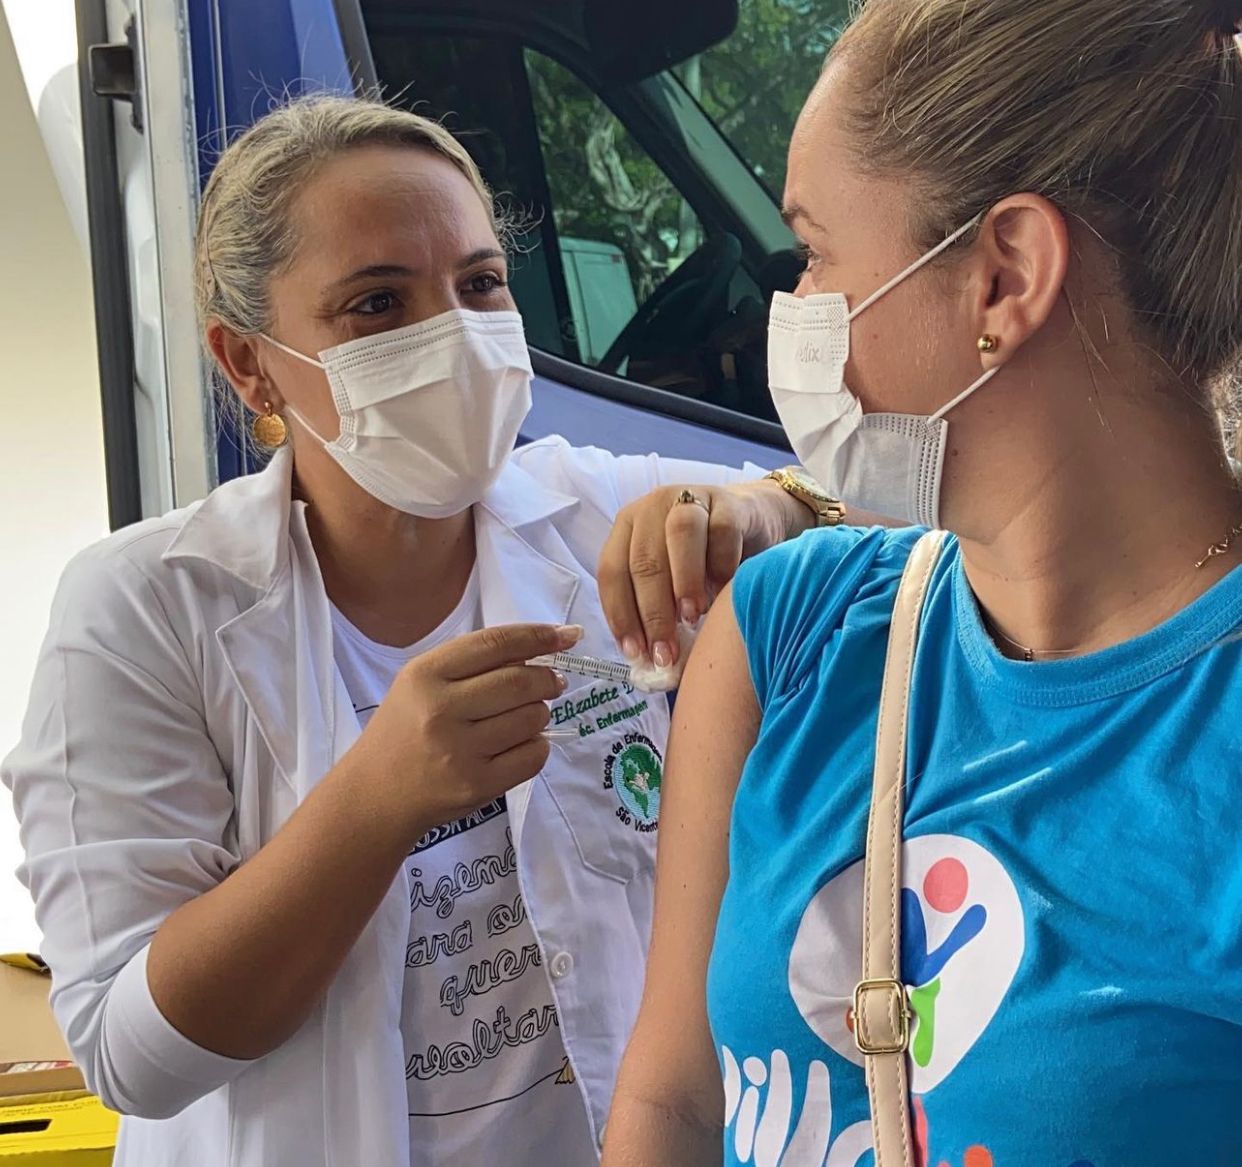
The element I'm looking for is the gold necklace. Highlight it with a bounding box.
[984,620,1078,664]
[1195,518,1242,570]
[987,517,1242,662]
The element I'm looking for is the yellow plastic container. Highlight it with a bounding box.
[0,1090,116,1162]
[0,956,116,1164]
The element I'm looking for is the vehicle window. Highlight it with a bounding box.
[674,0,852,198]
[524,50,772,417]
[364,32,579,362]
[526,50,705,364]
[365,22,784,425]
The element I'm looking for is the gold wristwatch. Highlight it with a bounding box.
[765,466,847,527]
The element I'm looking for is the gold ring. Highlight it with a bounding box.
[675,489,710,513]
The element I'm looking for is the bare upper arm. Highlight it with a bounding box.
[615,582,759,1118]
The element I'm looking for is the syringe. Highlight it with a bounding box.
[528,650,632,685]
[530,650,635,740]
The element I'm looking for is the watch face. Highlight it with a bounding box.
[787,466,832,503]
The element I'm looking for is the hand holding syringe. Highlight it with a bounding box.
[532,626,698,738]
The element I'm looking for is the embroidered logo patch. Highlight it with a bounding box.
[603,733,662,832]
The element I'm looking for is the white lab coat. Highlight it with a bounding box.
[2,436,755,1167]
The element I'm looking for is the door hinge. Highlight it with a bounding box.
[88,15,143,132]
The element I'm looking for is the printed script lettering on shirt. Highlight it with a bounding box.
[406,921,474,970]
[333,606,593,1154]
[439,944,544,1017]
[405,1003,560,1081]
[404,813,576,1116]
[486,894,526,938]
[409,828,518,920]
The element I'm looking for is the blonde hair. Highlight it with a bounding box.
[195,94,503,338]
[193,95,511,450]
[836,0,1242,383]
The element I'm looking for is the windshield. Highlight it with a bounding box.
[673,0,852,201]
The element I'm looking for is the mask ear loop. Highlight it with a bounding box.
[930,364,1001,422]
[258,334,335,446]
[261,333,327,369]
[839,211,998,420]
[283,406,336,448]
[847,213,984,321]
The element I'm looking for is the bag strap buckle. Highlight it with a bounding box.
[852,978,911,1056]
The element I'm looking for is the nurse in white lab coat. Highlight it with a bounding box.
[1,96,842,1167]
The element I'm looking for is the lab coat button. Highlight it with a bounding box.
[550,951,574,979]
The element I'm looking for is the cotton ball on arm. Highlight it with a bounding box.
[627,623,699,693]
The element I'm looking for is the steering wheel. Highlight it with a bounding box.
[598,233,743,376]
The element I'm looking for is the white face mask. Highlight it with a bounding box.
[264,308,533,518]
[767,215,999,528]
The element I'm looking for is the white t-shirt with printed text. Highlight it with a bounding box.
[329,569,596,1166]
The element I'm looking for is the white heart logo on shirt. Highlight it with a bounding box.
[788,834,1024,1093]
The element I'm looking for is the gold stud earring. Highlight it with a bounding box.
[251,402,288,449]
[977,334,999,354]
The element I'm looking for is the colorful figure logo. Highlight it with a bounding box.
[788,834,1024,1093]
[903,857,987,1068]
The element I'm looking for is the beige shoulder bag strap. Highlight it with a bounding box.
[853,529,946,1167]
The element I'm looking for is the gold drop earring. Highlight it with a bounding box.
[251,402,288,449]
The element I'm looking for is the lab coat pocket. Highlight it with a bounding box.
[541,680,667,885]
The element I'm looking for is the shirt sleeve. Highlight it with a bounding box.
[731,526,883,708]
[511,435,766,514]
[604,448,766,506]
[1,543,252,1119]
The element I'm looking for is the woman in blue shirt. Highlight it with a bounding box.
[603,1,1242,1165]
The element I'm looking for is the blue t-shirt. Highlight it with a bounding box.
[709,527,1242,1167]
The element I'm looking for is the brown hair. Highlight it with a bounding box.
[836,0,1242,382]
